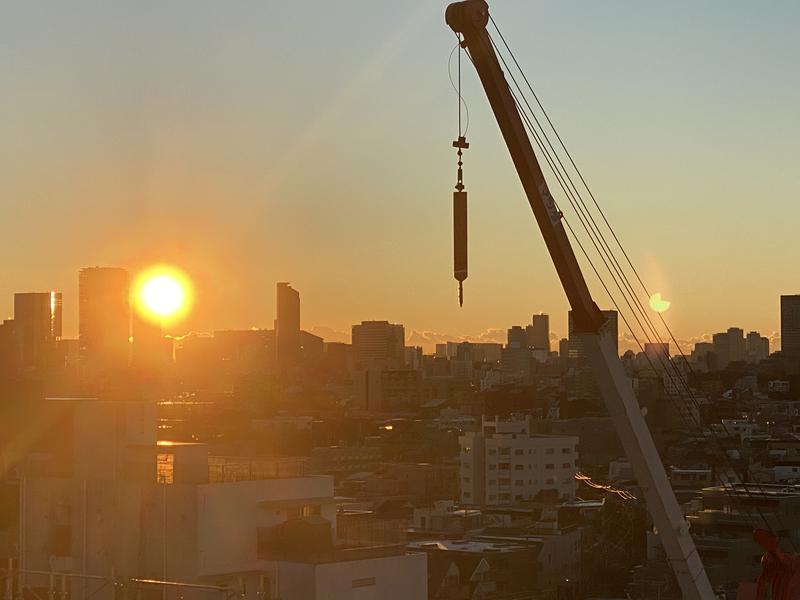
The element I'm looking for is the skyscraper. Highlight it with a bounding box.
[13,291,62,370]
[527,313,550,351]
[781,295,800,356]
[79,267,130,370]
[351,320,405,367]
[275,282,300,365]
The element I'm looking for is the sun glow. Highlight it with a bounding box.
[648,292,671,314]
[134,266,192,322]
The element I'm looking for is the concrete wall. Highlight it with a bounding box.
[197,477,334,576]
[315,553,427,600]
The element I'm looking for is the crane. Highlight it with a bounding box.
[445,2,715,598]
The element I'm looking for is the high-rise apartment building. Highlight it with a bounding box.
[459,415,577,506]
[275,282,301,365]
[79,267,130,370]
[13,291,62,370]
[351,320,405,367]
[781,295,800,355]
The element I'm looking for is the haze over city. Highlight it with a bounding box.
[2,1,799,348]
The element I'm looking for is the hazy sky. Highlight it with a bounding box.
[2,1,799,350]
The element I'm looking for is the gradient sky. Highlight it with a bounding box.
[2,1,799,350]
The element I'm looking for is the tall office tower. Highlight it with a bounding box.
[79,267,130,370]
[13,291,62,370]
[351,320,405,367]
[746,331,770,363]
[507,325,527,348]
[527,313,550,351]
[567,309,618,359]
[558,338,569,358]
[275,282,301,365]
[782,295,800,355]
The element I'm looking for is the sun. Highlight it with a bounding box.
[142,275,184,317]
[134,266,192,322]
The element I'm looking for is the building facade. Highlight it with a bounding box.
[459,415,578,506]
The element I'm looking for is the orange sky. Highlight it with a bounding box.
[1,1,798,353]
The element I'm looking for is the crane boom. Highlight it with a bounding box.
[445,2,715,598]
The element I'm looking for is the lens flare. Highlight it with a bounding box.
[649,292,671,314]
[134,266,193,322]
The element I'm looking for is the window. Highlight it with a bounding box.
[488,464,497,470]
[499,493,511,502]
[515,464,524,470]
[546,478,555,485]
[157,453,174,484]
[545,448,555,455]
[515,480,523,486]
[562,463,571,469]
[464,492,471,498]
[488,448,497,455]
[514,449,523,455]
[499,448,511,456]
[546,464,554,470]
[498,478,511,486]
[562,447,572,454]
[515,495,523,502]
[499,463,510,470]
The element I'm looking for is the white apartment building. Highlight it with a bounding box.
[459,415,578,506]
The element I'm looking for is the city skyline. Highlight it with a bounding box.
[2,1,799,349]
[0,267,788,356]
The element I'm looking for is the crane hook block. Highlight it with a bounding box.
[454,191,468,306]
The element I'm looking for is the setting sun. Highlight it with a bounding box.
[134,266,192,322]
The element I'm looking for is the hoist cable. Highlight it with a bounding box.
[479,25,787,543]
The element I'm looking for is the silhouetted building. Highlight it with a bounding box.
[275,282,300,365]
[13,291,62,370]
[507,325,526,348]
[357,368,421,412]
[79,267,130,370]
[711,327,746,368]
[131,312,172,376]
[299,330,324,362]
[568,309,618,359]
[746,331,769,363]
[643,342,669,368]
[558,337,569,358]
[782,295,800,356]
[351,320,405,367]
[0,319,17,375]
[527,313,550,351]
